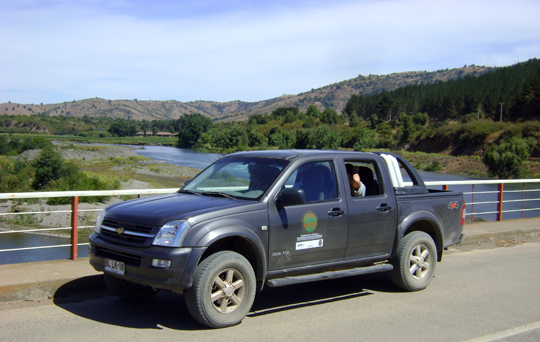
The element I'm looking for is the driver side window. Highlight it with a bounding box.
[285,161,338,202]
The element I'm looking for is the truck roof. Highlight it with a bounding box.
[229,149,373,161]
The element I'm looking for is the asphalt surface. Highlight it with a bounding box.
[1,218,540,304]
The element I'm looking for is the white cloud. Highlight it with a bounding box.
[1,0,539,104]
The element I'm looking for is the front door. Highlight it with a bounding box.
[267,160,348,270]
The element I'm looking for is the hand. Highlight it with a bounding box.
[351,173,361,190]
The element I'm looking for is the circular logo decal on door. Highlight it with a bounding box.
[302,211,318,233]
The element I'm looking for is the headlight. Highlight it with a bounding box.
[153,220,190,247]
[94,208,107,234]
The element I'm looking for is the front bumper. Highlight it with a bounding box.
[88,233,206,292]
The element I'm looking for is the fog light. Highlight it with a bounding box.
[152,259,171,268]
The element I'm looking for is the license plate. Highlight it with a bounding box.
[104,258,125,275]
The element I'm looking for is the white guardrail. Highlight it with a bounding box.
[0,189,179,261]
[1,179,540,261]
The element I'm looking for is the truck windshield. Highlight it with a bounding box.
[182,156,289,200]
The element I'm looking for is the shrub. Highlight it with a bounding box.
[482,135,537,178]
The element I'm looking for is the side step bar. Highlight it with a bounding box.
[267,263,393,287]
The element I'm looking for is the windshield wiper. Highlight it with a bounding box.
[177,189,202,196]
[201,191,236,200]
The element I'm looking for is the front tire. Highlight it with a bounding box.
[103,273,159,301]
[185,251,256,328]
[390,231,437,291]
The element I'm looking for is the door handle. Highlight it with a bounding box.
[328,208,345,217]
[377,204,393,212]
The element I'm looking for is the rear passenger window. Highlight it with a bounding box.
[344,160,383,197]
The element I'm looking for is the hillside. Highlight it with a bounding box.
[1,65,492,122]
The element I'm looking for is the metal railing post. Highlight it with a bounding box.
[70,196,79,260]
[471,184,475,222]
[522,183,525,219]
[497,183,504,221]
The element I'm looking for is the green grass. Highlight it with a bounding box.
[0,133,177,146]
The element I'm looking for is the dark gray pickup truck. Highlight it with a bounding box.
[89,150,465,328]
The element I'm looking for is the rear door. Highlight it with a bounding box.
[267,159,348,270]
[338,156,397,260]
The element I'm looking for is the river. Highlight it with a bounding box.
[0,146,521,265]
[1,145,223,265]
[132,145,222,169]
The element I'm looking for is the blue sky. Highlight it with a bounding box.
[1,0,539,105]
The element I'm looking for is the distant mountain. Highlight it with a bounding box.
[0,65,493,121]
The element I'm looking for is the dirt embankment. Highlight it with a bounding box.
[395,151,488,177]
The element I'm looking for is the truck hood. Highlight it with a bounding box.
[105,193,255,227]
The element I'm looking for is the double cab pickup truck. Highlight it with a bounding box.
[89,150,465,328]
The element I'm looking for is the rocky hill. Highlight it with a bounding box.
[1,65,492,122]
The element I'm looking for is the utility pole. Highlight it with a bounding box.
[499,103,504,122]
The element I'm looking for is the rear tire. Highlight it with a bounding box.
[390,231,437,291]
[103,273,158,301]
[185,251,256,328]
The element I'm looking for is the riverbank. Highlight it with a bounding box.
[16,143,201,188]
[1,133,178,147]
[1,143,201,237]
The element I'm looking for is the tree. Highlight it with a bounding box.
[302,116,317,128]
[176,113,213,148]
[272,107,299,117]
[344,94,362,117]
[294,126,340,149]
[320,109,342,125]
[282,111,297,124]
[0,136,11,155]
[376,94,394,121]
[248,114,269,125]
[412,112,429,126]
[248,130,268,147]
[400,116,416,143]
[482,135,537,178]
[306,105,321,118]
[32,148,67,190]
[0,159,34,193]
[270,131,296,149]
[352,128,378,151]
[349,111,360,127]
[369,114,380,129]
[219,126,249,151]
[140,120,150,137]
[108,120,138,137]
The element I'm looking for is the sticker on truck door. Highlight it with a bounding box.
[296,239,324,250]
[302,211,318,232]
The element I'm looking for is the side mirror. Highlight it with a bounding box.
[184,179,192,186]
[276,188,306,207]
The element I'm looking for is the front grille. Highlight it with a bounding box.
[102,218,154,234]
[102,230,148,244]
[100,218,157,247]
[95,246,142,267]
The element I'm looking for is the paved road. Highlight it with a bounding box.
[1,242,539,342]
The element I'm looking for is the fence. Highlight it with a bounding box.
[1,179,540,262]
[421,179,540,221]
[0,189,178,262]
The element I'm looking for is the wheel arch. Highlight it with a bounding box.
[398,211,444,262]
[195,226,267,291]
